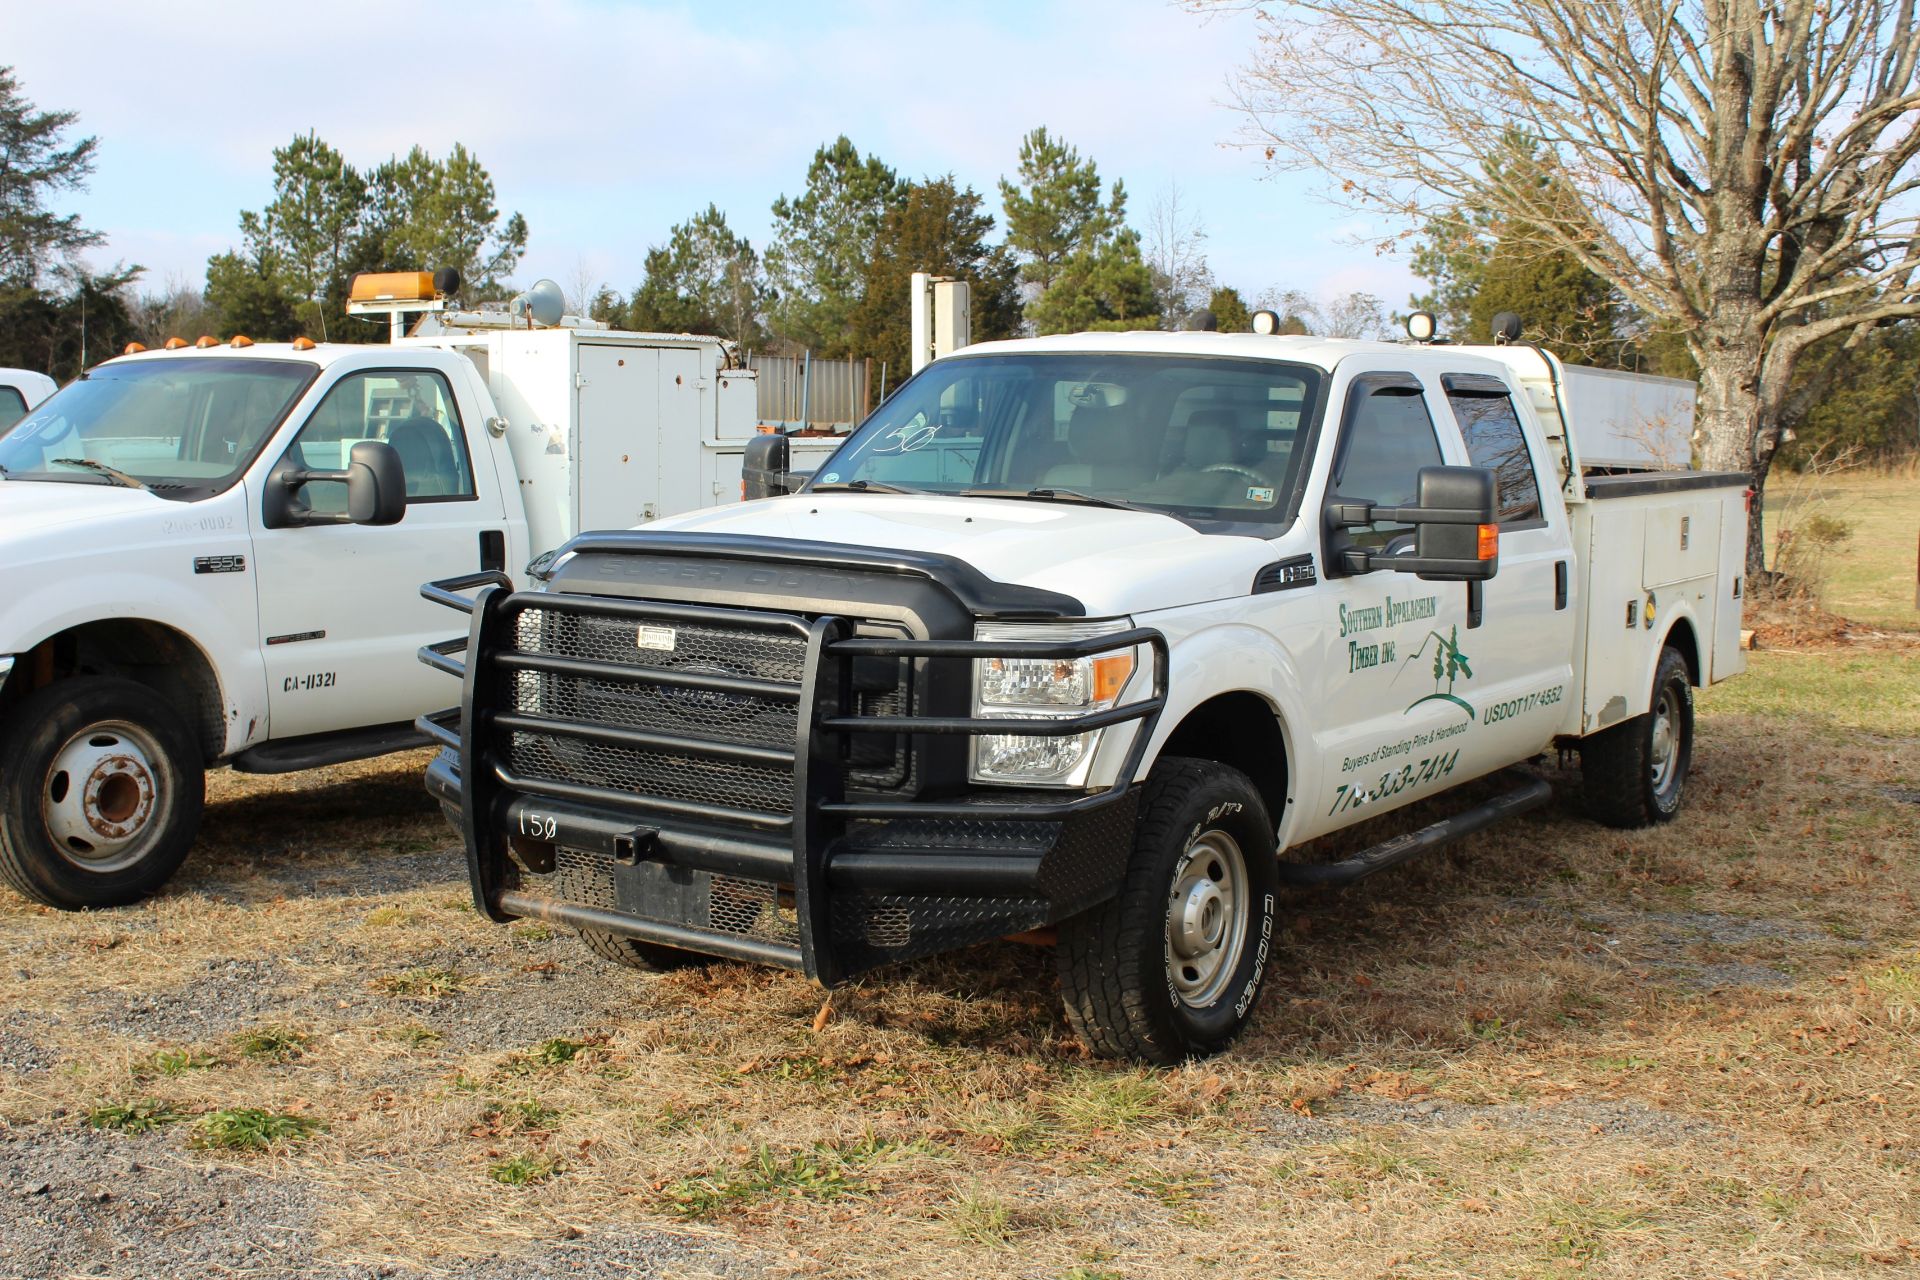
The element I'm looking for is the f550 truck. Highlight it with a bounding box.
[420,327,1747,1063]
[0,278,838,910]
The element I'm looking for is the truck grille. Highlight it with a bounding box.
[498,599,911,827]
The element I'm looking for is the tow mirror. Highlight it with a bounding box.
[263,439,408,529]
[742,430,793,499]
[1326,465,1499,582]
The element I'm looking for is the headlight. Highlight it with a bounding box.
[971,620,1139,786]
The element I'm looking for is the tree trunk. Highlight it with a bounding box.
[1694,278,1776,579]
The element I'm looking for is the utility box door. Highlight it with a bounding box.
[654,347,704,519]
[575,344,661,532]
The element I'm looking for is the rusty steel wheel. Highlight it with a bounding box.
[0,677,203,910]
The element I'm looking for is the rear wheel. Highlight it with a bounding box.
[0,677,204,909]
[1057,758,1279,1064]
[1580,645,1694,829]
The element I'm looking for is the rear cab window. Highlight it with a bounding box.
[1442,372,1544,529]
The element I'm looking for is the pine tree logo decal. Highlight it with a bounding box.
[1403,624,1476,717]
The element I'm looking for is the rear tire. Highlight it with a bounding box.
[574,926,713,972]
[1580,645,1694,829]
[1057,758,1279,1064]
[0,677,204,909]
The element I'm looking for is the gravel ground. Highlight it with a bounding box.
[0,1121,753,1280]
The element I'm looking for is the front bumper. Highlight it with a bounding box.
[417,572,1166,984]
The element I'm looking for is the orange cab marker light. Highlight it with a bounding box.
[194,335,219,349]
[123,342,147,355]
[1477,524,1500,560]
[291,336,316,351]
[163,337,189,350]
[230,334,253,348]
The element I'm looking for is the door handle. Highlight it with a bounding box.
[479,530,506,573]
[1554,560,1569,610]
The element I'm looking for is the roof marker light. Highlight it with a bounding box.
[195,335,219,349]
[291,336,316,351]
[230,334,253,348]
[164,337,189,350]
[123,342,147,354]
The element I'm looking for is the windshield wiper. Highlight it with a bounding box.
[809,478,928,496]
[51,457,150,490]
[961,486,1159,514]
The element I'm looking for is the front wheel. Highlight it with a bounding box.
[1057,758,1279,1064]
[0,677,205,909]
[1580,645,1694,829]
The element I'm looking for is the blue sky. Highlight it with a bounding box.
[4,0,1419,313]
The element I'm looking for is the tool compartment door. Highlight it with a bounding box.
[575,345,662,531]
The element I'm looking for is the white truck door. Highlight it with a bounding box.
[576,344,663,530]
[250,366,506,740]
[1436,373,1577,759]
[1307,373,1484,834]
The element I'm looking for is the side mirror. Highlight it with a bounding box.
[263,439,408,529]
[741,430,793,500]
[1326,465,1499,581]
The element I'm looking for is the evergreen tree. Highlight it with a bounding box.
[1208,286,1252,334]
[622,204,768,344]
[998,127,1123,297]
[0,66,102,290]
[1026,231,1159,334]
[848,176,1020,375]
[765,137,904,354]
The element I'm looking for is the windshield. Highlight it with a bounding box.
[811,353,1321,528]
[0,357,317,499]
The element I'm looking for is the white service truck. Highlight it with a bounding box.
[0,369,57,431]
[420,324,1747,1063]
[0,279,838,910]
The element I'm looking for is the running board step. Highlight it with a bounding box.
[1279,776,1553,888]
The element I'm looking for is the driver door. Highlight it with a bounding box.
[250,367,503,740]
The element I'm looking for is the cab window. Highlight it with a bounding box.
[1446,386,1542,526]
[1332,382,1444,547]
[0,386,26,431]
[286,370,474,513]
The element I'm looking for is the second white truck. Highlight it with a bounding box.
[0,275,838,910]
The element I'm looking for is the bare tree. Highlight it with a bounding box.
[1253,287,1394,338]
[1201,0,1920,573]
[1143,182,1214,326]
[564,254,605,319]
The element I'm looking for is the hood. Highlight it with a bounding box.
[0,476,173,536]
[643,493,1277,616]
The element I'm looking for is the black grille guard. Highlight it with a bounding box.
[415,571,1169,983]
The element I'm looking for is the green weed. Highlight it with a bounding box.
[373,968,467,999]
[191,1107,324,1151]
[489,1154,560,1186]
[87,1099,188,1133]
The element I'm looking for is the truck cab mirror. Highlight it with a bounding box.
[264,439,408,529]
[1326,465,1499,582]
[741,431,793,500]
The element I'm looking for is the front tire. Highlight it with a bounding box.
[1057,758,1279,1064]
[1580,645,1694,829]
[0,677,205,909]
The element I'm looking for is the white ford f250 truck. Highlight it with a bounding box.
[419,326,1747,1063]
[0,276,838,911]
[0,369,58,429]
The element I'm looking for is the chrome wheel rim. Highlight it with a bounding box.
[1649,686,1680,795]
[1165,829,1249,1009]
[42,721,164,872]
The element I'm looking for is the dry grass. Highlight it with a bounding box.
[1763,466,1920,632]
[2,653,1917,1274]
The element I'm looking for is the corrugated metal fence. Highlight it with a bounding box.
[746,352,885,430]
